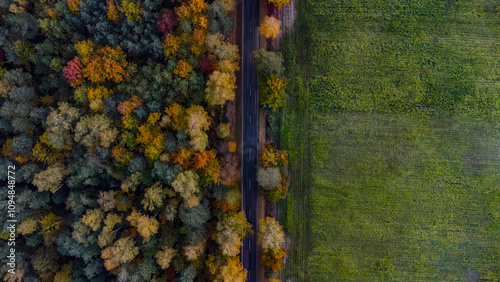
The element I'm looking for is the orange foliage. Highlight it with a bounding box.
[67,0,84,13]
[215,200,237,212]
[47,8,58,20]
[136,113,165,161]
[170,147,193,170]
[83,46,130,84]
[259,16,281,39]
[118,95,143,116]
[173,59,193,78]
[112,145,134,165]
[228,141,237,153]
[262,247,287,272]
[191,150,212,170]
[202,157,221,184]
[107,0,120,23]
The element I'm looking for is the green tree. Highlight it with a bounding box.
[251,50,284,76]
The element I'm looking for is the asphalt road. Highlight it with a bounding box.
[241,0,260,280]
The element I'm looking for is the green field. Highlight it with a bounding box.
[280,0,500,280]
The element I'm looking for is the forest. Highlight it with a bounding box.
[0,0,281,280]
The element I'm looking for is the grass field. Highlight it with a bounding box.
[280,0,500,280]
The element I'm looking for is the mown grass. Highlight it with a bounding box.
[280,0,500,280]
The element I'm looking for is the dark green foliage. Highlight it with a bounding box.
[57,234,86,258]
[115,61,174,103]
[29,107,51,123]
[85,258,104,279]
[25,234,43,248]
[17,190,50,210]
[179,19,193,34]
[251,50,284,76]
[127,155,148,174]
[179,200,211,229]
[17,163,41,182]
[11,134,33,156]
[152,161,183,185]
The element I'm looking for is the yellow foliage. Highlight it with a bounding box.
[173,59,193,78]
[54,262,73,282]
[107,0,119,22]
[18,218,39,235]
[164,103,186,131]
[119,0,143,21]
[155,246,176,269]
[136,114,165,161]
[163,34,181,59]
[9,4,25,14]
[122,115,139,130]
[259,16,281,39]
[126,210,159,242]
[82,209,104,231]
[268,0,290,9]
[39,212,61,235]
[189,0,208,14]
[74,40,95,65]
[87,85,113,101]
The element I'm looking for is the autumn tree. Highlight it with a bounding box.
[260,75,288,108]
[173,59,193,78]
[206,254,247,282]
[268,0,290,9]
[119,0,143,21]
[107,0,119,22]
[142,182,167,211]
[172,170,200,208]
[82,209,104,231]
[135,113,165,161]
[126,210,159,242]
[155,10,179,35]
[74,114,119,150]
[257,166,282,189]
[155,246,176,269]
[205,71,236,106]
[258,217,285,252]
[43,102,81,150]
[101,237,139,270]
[262,247,287,272]
[63,57,83,87]
[216,123,230,139]
[259,16,281,39]
[259,145,289,168]
[216,211,252,256]
[32,163,69,193]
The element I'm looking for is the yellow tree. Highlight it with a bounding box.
[82,209,104,231]
[259,16,281,39]
[126,210,159,242]
[141,182,167,211]
[205,71,236,106]
[268,0,290,9]
[101,237,139,270]
[155,246,176,269]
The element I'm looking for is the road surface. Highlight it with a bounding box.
[241,0,259,280]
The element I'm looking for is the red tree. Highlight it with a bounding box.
[155,10,179,35]
[200,56,216,76]
[63,57,84,87]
